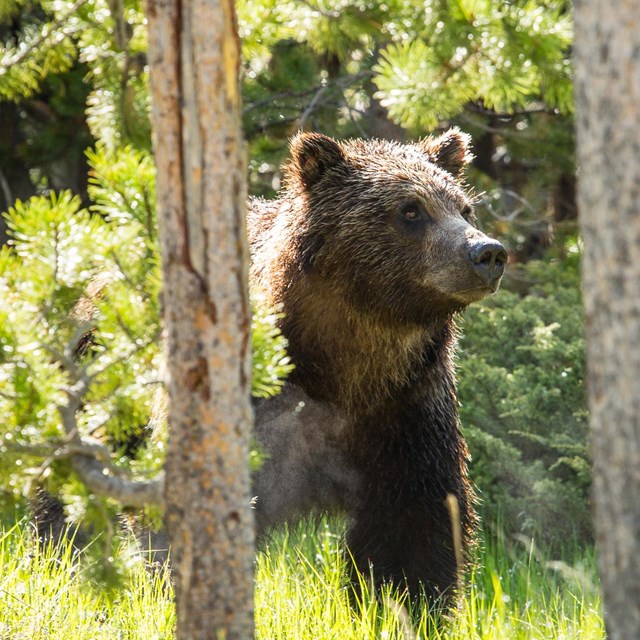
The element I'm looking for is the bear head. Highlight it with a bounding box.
[284,129,507,327]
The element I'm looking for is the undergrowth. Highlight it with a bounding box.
[0,518,603,639]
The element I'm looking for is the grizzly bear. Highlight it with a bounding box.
[248,129,507,605]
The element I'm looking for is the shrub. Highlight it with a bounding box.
[0,144,292,559]
[458,246,590,548]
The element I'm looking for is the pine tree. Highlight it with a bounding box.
[0,0,582,555]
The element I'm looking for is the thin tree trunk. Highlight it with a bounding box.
[146,1,254,638]
[574,2,640,638]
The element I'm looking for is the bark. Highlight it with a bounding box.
[574,2,640,638]
[146,1,254,639]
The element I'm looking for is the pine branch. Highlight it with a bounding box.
[0,0,87,72]
[40,332,166,509]
[58,386,165,507]
[296,0,340,20]
[71,456,165,507]
[3,435,165,507]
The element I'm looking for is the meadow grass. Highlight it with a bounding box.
[0,518,603,639]
[255,521,603,639]
[0,521,175,640]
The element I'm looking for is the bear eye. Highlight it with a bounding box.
[461,204,476,222]
[400,202,427,223]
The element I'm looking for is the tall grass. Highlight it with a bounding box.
[0,519,603,639]
[0,522,174,640]
[255,521,603,639]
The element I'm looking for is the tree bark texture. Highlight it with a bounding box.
[574,2,640,638]
[146,1,254,638]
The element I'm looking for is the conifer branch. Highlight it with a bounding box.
[0,0,87,72]
[39,331,166,509]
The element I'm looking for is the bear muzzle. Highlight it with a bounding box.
[467,239,508,290]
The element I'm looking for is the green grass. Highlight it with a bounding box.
[0,519,603,639]
[255,521,603,639]
[0,521,175,639]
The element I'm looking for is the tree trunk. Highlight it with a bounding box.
[146,1,254,639]
[574,2,640,638]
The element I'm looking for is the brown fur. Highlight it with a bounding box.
[250,130,506,606]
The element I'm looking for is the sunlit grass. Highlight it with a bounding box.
[0,518,603,639]
[255,521,604,640]
[0,521,174,640]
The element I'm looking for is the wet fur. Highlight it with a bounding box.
[249,131,503,604]
[32,130,499,606]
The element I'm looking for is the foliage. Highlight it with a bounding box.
[1,1,575,226]
[0,143,293,546]
[0,0,577,262]
[0,153,160,546]
[459,246,588,548]
[0,0,573,206]
[0,0,79,101]
[0,516,603,639]
[0,0,147,223]
[0,0,150,148]
[373,0,573,131]
[0,0,587,558]
[237,0,574,220]
[252,297,294,399]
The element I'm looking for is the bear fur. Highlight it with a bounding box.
[249,129,507,605]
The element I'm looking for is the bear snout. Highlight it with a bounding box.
[467,239,508,288]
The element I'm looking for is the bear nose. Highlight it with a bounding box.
[468,240,508,287]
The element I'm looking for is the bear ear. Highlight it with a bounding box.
[419,127,473,177]
[289,132,345,188]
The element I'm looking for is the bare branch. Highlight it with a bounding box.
[478,190,540,222]
[465,102,558,119]
[0,168,12,207]
[243,86,328,114]
[2,436,165,508]
[298,84,330,129]
[71,455,165,508]
[243,71,373,133]
[5,437,120,472]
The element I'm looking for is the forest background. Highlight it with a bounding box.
[0,0,586,589]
